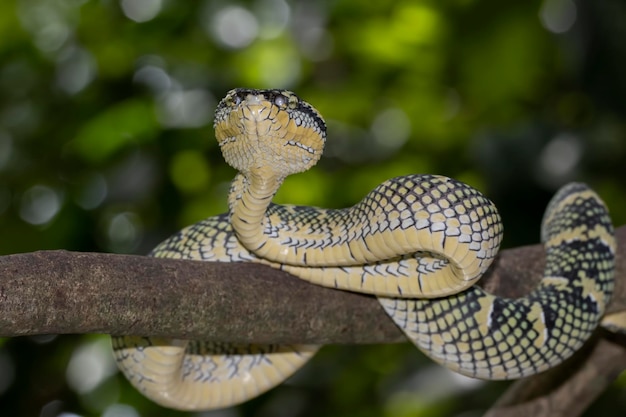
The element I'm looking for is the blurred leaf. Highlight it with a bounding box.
[168,150,211,194]
[459,11,552,122]
[71,99,158,163]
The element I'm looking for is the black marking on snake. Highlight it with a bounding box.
[347,243,356,262]
[441,233,448,253]
[254,240,267,252]
[285,141,315,154]
[361,234,371,253]
[396,285,404,296]
[223,88,327,137]
[415,273,424,295]
[237,215,250,224]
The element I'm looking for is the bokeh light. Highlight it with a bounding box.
[19,185,63,226]
[206,5,260,49]
[101,404,140,417]
[66,338,118,395]
[103,211,143,253]
[56,46,97,94]
[536,133,582,186]
[120,0,162,23]
[539,0,577,34]
[371,108,411,153]
[156,89,215,128]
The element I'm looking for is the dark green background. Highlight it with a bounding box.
[0,0,625,416]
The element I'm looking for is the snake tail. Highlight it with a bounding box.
[380,182,616,379]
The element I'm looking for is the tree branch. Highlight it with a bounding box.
[0,226,624,345]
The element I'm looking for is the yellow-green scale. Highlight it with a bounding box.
[380,183,615,380]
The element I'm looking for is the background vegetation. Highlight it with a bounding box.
[0,0,625,416]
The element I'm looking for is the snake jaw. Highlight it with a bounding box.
[215,88,326,178]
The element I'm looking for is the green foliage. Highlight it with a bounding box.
[72,99,158,163]
[1,0,625,416]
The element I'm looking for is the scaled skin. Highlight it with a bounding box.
[113,89,616,410]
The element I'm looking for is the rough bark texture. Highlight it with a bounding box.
[0,227,624,417]
[0,226,624,344]
[0,250,404,344]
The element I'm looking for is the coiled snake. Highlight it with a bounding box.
[112,88,617,410]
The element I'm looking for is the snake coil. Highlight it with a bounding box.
[112,88,616,410]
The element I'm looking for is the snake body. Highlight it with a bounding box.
[113,89,616,410]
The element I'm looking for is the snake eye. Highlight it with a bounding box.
[274,93,288,108]
[231,94,242,106]
[225,92,242,107]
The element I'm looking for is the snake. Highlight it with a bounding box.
[112,88,617,410]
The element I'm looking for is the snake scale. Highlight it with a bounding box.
[112,88,616,410]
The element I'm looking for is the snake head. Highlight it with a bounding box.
[214,88,326,178]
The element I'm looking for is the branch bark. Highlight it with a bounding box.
[0,226,625,344]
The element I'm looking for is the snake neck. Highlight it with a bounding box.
[228,169,285,259]
[228,169,369,267]
[228,172,502,278]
